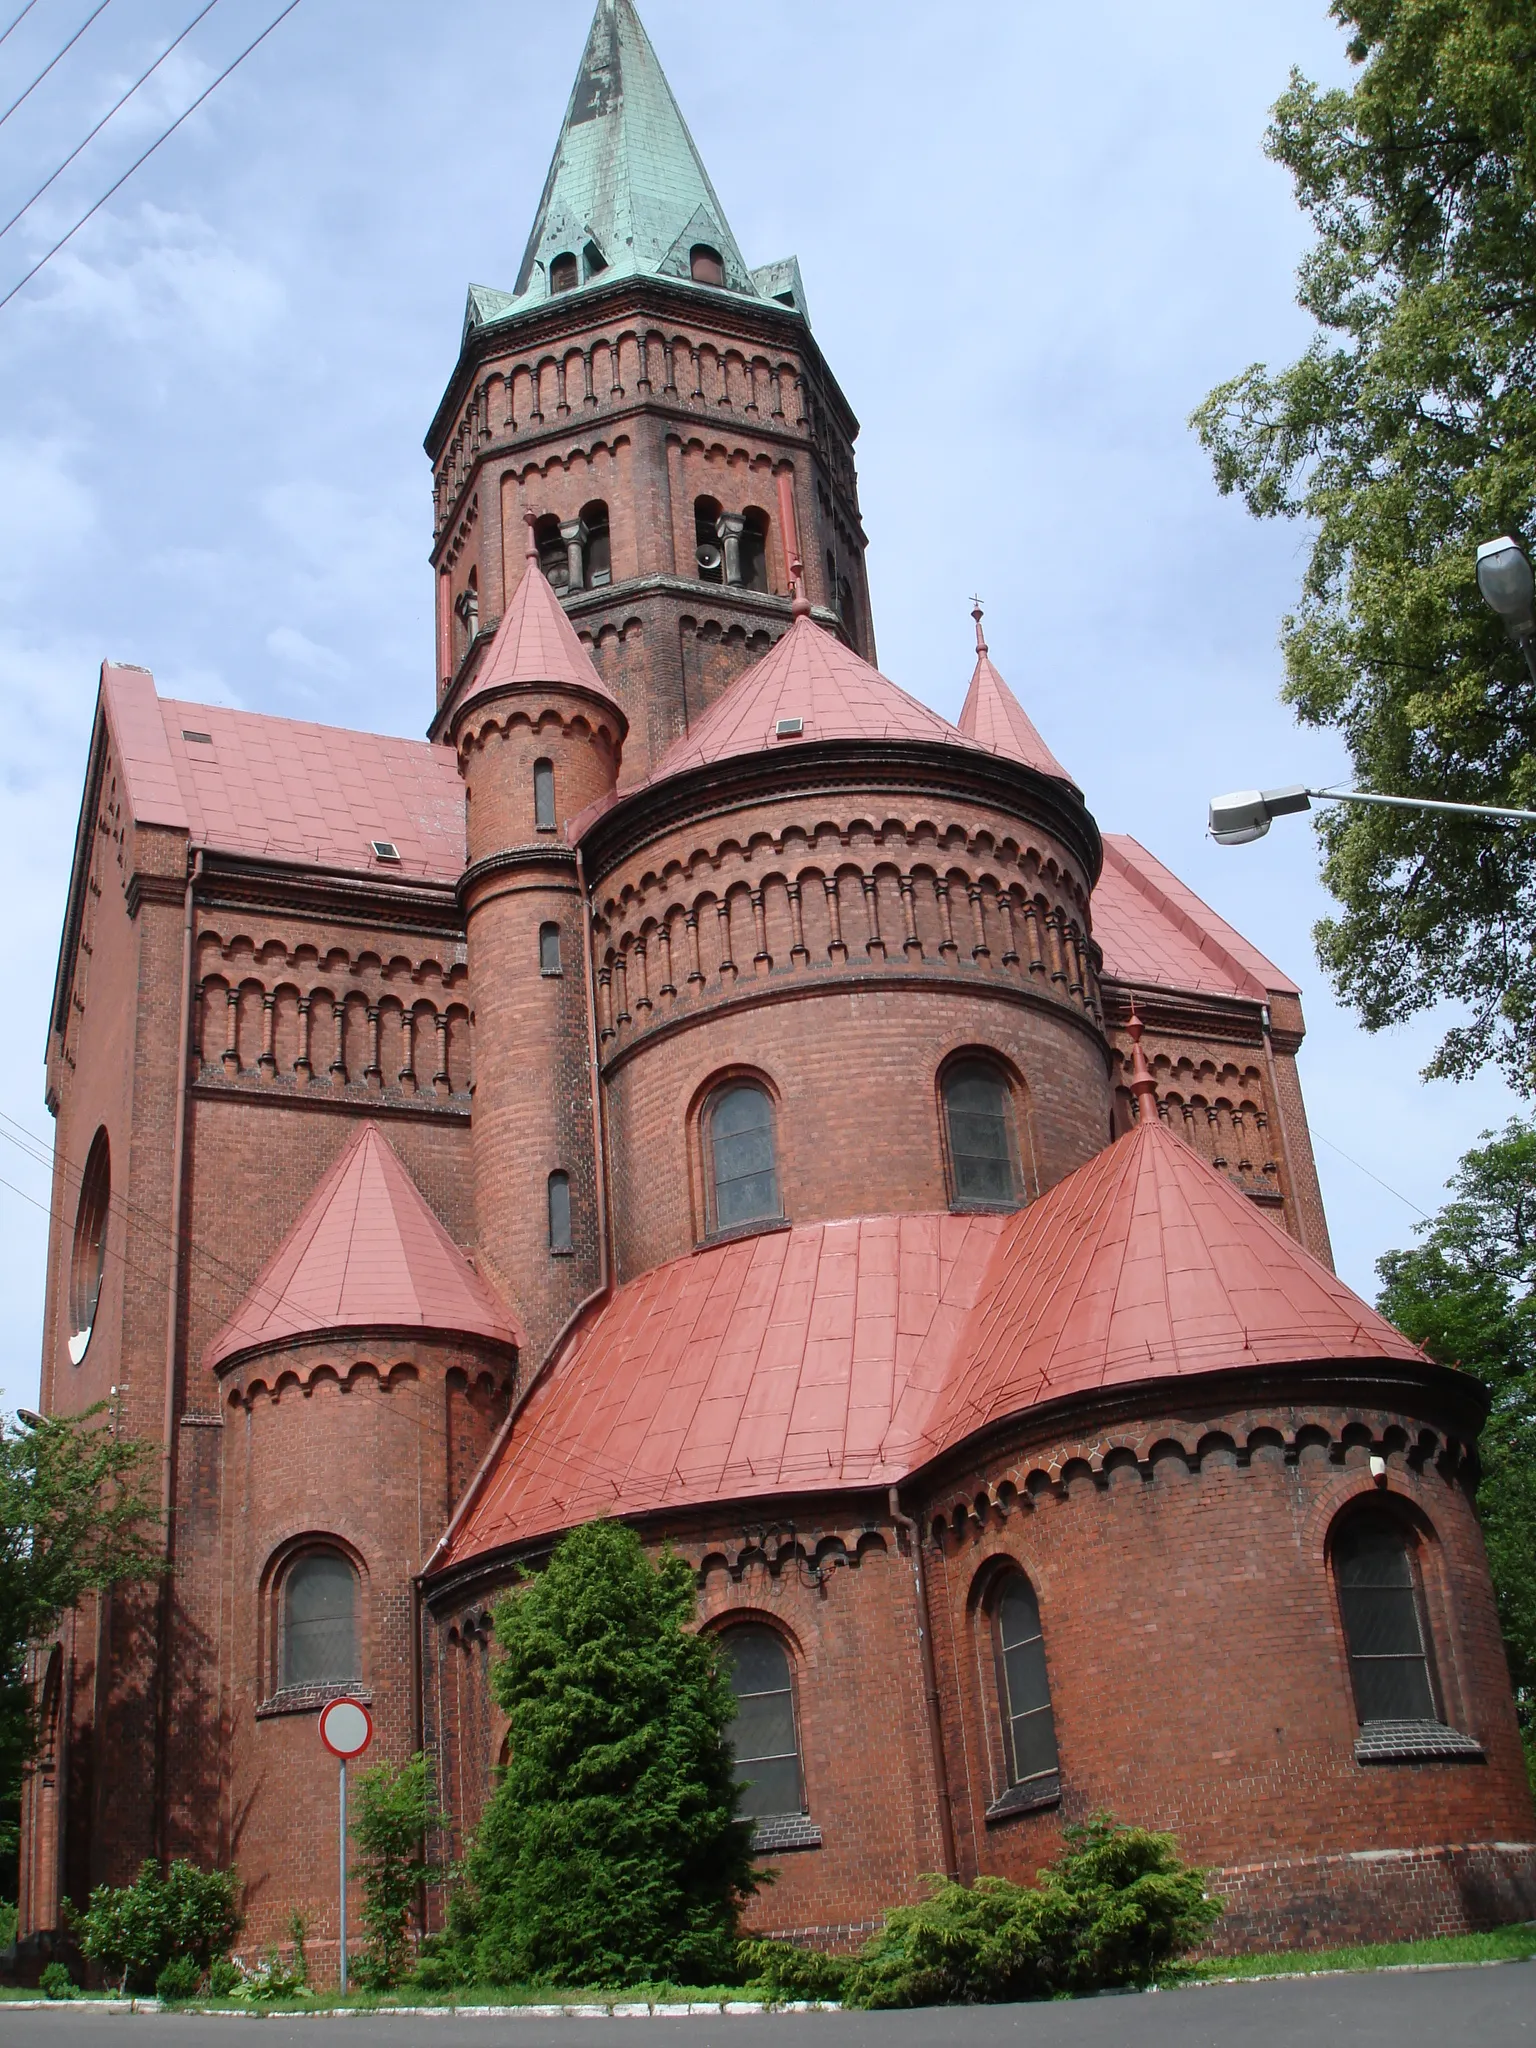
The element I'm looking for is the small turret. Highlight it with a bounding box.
[451,524,627,1356]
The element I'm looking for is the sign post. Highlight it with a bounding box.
[318,1697,372,1995]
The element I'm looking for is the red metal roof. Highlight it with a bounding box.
[571,615,981,837]
[441,1122,1420,1564]
[1092,833,1299,999]
[100,664,466,882]
[205,1124,519,1371]
[455,553,622,724]
[957,647,1073,784]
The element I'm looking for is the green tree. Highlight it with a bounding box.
[76,1858,241,1994]
[464,1519,754,1988]
[0,1407,159,1885]
[1191,0,1536,1091]
[1376,1116,1536,1782]
[350,1752,440,1987]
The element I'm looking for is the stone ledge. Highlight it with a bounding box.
[985,1772,1061,1823]
[1354,1719,1485,1764]
[748,1814,823,1853]
[256,1683,370,1721]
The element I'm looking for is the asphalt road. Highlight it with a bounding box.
[4,1964,1536,2048]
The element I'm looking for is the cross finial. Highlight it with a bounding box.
[970,596,987,656]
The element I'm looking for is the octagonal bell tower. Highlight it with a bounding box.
[426,0,873,780]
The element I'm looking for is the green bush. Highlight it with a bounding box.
[0,1897,18,1948]
[737,1937,848,2002]
[738,1817,1221,2010]
[206,1957,243,1996]
[38,1960,74,1999]
[463,1520,755,1988]
[231,1946,312,2002]
[350,1753,440,1986]
[155,1955,202,2001]
[76,1858,241,1994]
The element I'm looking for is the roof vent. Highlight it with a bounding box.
[775,717,804,739]
[371,840,401,863]
[181,729,213,745]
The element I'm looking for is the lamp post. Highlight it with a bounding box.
[1476,535,1536,683]
[1209,533,1536,846]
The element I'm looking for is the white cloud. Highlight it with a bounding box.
[267,624,348,680]
[0,441,96,600]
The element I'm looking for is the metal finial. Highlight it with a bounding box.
[971,597,987,656]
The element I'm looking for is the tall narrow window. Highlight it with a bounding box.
[549,251,578,294]
[694,497,724,582]
[539,922,562,975]
[690,244,725,287]
[547,1170,573,1253]
[534,514,568,590]
[707,1083,780,1233]
[721,1626,803,1818]
[68,1128,110,1363]
[992,1573,1058,1792]
[533,758,556,832]
[1334,1517,1438,1723]
[283,1551,358,1688]
[944,1060,1018,1207]
[740,509,769,592]
[581,501,612,587]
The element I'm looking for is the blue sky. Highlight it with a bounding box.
[0,0,1519,1414]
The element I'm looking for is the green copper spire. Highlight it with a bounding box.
[463,0,808,338]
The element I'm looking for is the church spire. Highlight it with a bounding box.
[484,0,799,322]
[957,603,1076,786]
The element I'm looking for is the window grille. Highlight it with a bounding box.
[284,1552,359,1688]
[944,1061,1017,1207]
[993,1574,1059,1788]
[708,1084,780,1232]
[722,1626,803,1818]
[1334,1518,1437,1723]
[539,922,561,975]
[533,759,556,832]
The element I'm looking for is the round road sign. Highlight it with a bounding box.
[319,1697,373,1758]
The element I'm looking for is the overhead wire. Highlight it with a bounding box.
[0,0,42,54]
[0,0,225,244]
[0,0,304,315]
[0,0,114,130]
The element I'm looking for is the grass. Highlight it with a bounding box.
[1180,1923,1536,1983]
[4,1928,1533,2007]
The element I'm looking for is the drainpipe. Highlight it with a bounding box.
[889,1487,959,1879]
[154,846,201,1860]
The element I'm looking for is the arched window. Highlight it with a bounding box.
[549,251,578,294]
[740,508,769,593]
[720,1626,803,1818]
[694,496,724,582]
[581,500,612,588]
[991,1572,1058,1794]
[690,244,725,287]
[548,1170,572,1254]
[706,1083,780,1234]
[283,1551,359,1689]
[943,1060,1019,1208]
[1334,1515,1438,1724]
[68,1128,110,1363]
[539,922,562,976]
[533,758,556,832]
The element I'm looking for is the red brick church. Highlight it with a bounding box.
[21,0,1534,1966]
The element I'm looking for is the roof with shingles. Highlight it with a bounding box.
[957,645,1074,784]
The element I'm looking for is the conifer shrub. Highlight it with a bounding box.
[38,1960,74,1999]
[154,1955,202,2001]
[741,1818,1220,2009]
[460,1520,755,1988]
[76,1858,241,1994]
[350,1754,439,1987]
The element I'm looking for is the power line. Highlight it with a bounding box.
[0,0,114,130]
[0,0,304,315]
[0,0,225,243]
[0,0,42,54]
[1312,1130,1430,1221]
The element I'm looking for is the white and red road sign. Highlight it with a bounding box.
[318,1697,373,1759]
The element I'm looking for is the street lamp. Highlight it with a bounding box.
[1476,535,1536,681]
[1208,782,1536,846]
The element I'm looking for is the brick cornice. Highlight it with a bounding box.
[194,853,464,942]
[579,739,1104,892]
[457,842,579,913]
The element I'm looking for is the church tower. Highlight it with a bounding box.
[424,0,873,780]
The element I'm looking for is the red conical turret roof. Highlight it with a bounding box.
[456,545,623,724]
[957,610,1073,782]
[206,1124,520,1371]
[922,1117,1424,1454]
